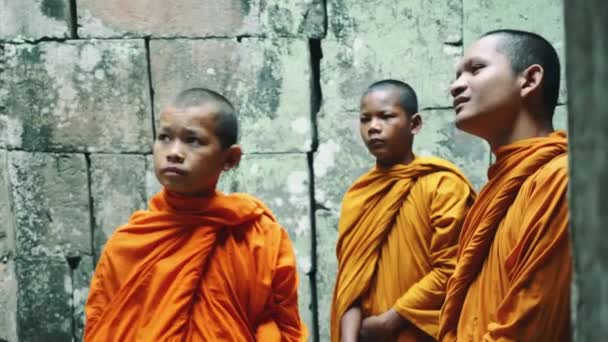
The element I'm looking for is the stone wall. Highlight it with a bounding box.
[0,1,566,341]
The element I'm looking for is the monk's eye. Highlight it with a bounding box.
[185,136,202,146]
[360,116,371,123]
[157,133,171,143]
[471,64,485,75]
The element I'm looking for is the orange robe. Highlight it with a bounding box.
[85,189,306,341]
[439,131,571,342]
[330,157,475,342]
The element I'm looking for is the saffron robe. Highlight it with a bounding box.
[331,157,475,341]
[85,189,307,341]
[439,131,570,342]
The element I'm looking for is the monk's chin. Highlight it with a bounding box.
[454,115,478,135]
[454,117,468,132]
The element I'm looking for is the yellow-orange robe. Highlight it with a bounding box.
[85,189,306,341]
[439,131,570,342]
[331,157,475,341]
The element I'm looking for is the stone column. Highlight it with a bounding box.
[565,0,608,340]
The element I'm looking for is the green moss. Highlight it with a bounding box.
[40,0,67,22]
[16,260,72,341]
[254,49,282,120]
[240,0,251,16]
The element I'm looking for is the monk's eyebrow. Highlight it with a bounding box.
[183,128,205,136]
[158,126,171,133]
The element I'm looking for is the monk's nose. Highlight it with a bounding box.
[450,75,467,98]
[166,142,185,163]
[368,117,382,134]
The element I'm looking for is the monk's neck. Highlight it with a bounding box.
[488,110,554,152]
[167,188,216,199]
[376,151,416,170]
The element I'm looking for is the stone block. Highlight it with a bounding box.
[314,108,488,340]
[150,38,312,153]
[462,0,567,103]
[77,0,324,38]
[8,151,91,258]
[90,154,147,257]
[0,259,18,342]
[1,40,152,153]
[218,153,315,330]
[322,0,462,112]
[0,0,71,40]
[16,256,93,342]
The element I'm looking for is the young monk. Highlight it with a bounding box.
[438,30,570,341]
[84,88,306,341]
[331,80,476,342]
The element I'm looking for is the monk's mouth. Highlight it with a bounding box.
[368,139,385,149]
[162,167,187,176]
[453,97,469,113]
[454,103,467,114]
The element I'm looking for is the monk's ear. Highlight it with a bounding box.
[223,145,242,171]
[410,113,422,135]
[519,64,544,99]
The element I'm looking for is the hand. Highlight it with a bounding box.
[359,309,406,342]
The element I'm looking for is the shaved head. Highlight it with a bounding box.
[362,79,418,116]
[482,29,561,116]
[170,88,238,148]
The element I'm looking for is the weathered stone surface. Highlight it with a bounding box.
[554,104,568,131]
[565,0,608,339]
[150,38,312,153]
[0,259,18,342]
[0,44,8,150]
[322,0,462,112]
[463,0,567,103]
[90,154,147,257]
[1,40,152,153]
[0,150,15,259]
[145,154,162,200]
[16,256,93,342]
[217,153,314,330]
[415,110,489,188]
[1,44,12,150]
[314,210,338,341]
[327,0,460,41]
[8,151,91,258]
[0,0,71,40]
[314,108,488,340]
[0,149,18,342]
[77,0,324,38]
